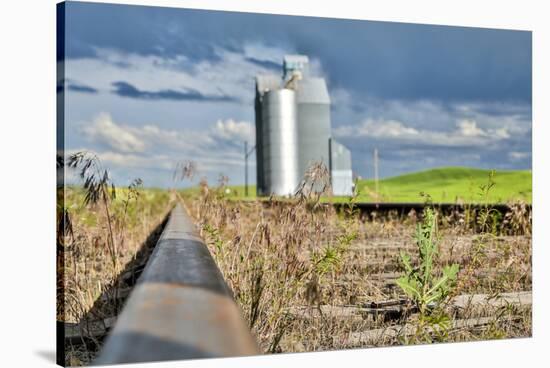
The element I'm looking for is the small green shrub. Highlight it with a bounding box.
[396,207,459,316]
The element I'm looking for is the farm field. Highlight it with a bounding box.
[202,167,532,204]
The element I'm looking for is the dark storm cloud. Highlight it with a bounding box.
[64,2,224,62]
[111,81,237,102]
[56,78,98,94]
[64,2,531,103]
[244,57,281,71]
[67,82,98,94]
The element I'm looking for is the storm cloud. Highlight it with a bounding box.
[63,2,531,103]
[111,81,237,102]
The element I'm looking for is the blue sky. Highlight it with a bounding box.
[60,1,532,188]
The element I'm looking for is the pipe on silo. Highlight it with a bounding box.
[262,89,299,196]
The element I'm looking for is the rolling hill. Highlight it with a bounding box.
[180,167,532,204]
[355,167,531,203]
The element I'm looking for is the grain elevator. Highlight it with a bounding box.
[255,55,353,196]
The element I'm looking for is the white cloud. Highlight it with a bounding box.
[212,119,255,143]
[493,127,511,139]
[80,112,255,154]
[334,118,511,148]
[94,151,172,170]
[77,113,254,180]
[456,119,486,137]
[508,151,530,161]
[81,113,146,153]
[135,123,216,155]
[331,96,530,140]
[364,119,419,137]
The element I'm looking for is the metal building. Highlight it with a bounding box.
[329,138,354,196]
[255,55,353,196]
[296,77,331,180]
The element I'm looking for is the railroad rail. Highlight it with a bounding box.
[255,200,530,217]
[333,201,527,215]
[94,203,258,365]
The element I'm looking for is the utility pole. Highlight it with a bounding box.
[374,148,379,197]
[244,141,256,197]
[245,141,248,197]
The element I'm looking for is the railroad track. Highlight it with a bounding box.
[263,200,531,216]
[62,203,258,365]
[61,199,531,364]
[333,201,525,215]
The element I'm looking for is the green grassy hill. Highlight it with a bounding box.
[355,167,531,203]
[179,167,532,204]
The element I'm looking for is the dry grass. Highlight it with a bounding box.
[184,168,532,353]
[58,186,171,365]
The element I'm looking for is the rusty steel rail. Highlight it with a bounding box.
[94,203,258,365]
[333,202,527,215]
[255,200,530,217]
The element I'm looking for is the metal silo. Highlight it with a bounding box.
[261,88,300,196]
[255,75,281,196]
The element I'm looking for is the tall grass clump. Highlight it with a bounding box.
[58,151,171,365]
[67,152,119,271]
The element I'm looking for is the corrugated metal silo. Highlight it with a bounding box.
[255,75,281,196]
[261,88,300,196]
